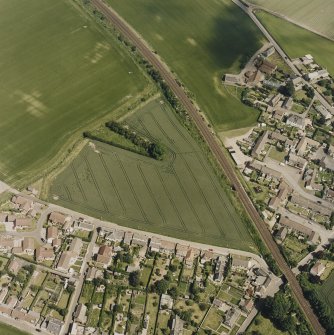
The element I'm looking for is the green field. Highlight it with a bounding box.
[317,271,334,319]
[0,0,148,185]
[256,11,334,75]
[249,0,334,40]
[246,313,288,335]
[49,99,255,251]
[107,0,263,131]
[0,323,29,335]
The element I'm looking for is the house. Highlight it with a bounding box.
[315,104,332,120]
[240,299,254,313]
[74,221,93,231]
[258,59,277,75]
[36,246,55,262]
[214,256,226,282]
[262,46,275,58]
[49,212,71,225]
[46,318,64,335]
[320,155,334,172]
[290,194,332,216]
[160,294,173,310]
[244,70,264,86]
[251,131,269,158]
[132,233,149,247]
[201,250,214,264]
[105,229,124,243]
[292,76,303,91]
[268,182,290,211]
[123,231,133,245]
[14,218,33,229]
[272,108,286,121]
[52,238,62,248]
[286,114,305,130]
[287,153,307,170]
[160,240,176,255]
[282,97,293,110]
[184,248,195,268]
[269,93,282,107]
[224,308,241,328]
[149,237,161,252]
[0,235,14,252]
[176,244,189,259]
[57,251,73,272]
[11,195,33,212]
[170,315,184,335]
[7,258,23,275]
[96,245,113,266]
[275,227,287,242]
[74,304,87,324]
[0,288,8,304]
[47,226,58,243]
[69,237,82,257]
[232,255,251,270]
[307,69,329,82]
[301,54,313,65]
[279,216,319,244]
[296,137,320,157]
[310,261,326,277]
[22,237,35,255]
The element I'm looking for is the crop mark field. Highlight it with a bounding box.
[49,99,255,251]
[256,11,334,76]
[0,322,29,335]
[107,0,263,132]
[249,0,334,40]
[0,0,148,186]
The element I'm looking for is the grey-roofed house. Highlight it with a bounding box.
[286,114,305,130]
[170,315,184,335]
[251,131,269,158]
[69,237,82,256]
[123,231,133,245]
[132,233,149,247]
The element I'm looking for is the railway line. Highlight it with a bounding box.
[91,1,325,334]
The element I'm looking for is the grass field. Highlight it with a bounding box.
[256,11,334,75]
[107,0,263,131]
[0,323,29,335]
[246,313,288,335]
[249,0,334,40]
[49,99,255,251]
[0,0,148,186]
[316,271,334,319]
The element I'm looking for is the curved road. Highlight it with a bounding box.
[91,1,325,334]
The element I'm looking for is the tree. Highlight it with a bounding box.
[199,302,207,311]
[152,279,169,295]
[169,264,177,272]
[285,80,295,97]
[129,270,141,287]
[168,286,180,300]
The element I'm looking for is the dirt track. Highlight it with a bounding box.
[91,1,325,334]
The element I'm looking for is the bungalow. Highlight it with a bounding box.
[214,256,226,282]
[47,226,58,243]
[22,237,35,255]
[48,212,71,225]
[0,235,14,252]
[14,218,33,229]
[287,153,307,170]
[132,233,149,247]
[315,104,332,121]
[11,195,33,213]
[149,237,161,252]
[292,76,303,91]
[296,137,320,157]
[96,245,113,266]
[160,294,173,310]
[105,229,124,243]
[175,244,189,259]
[224,308,241,328]
[232,255,251,270]
[7,258,23,275]
[184,248,195,268]
[251,131,269,158]
[275,227,287,242]
[310,261,326,277]
[123,231,133,245]
[69,237,82,257]
[170,315,184,335]
[286,114,305,130]
[74,303,87,324]
[160,240,176,255]
[320,155,334,172]
[56,251,73,272]
[36,246,55,262]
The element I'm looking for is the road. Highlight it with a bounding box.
[90,1,326,334]
[61,229,97,335]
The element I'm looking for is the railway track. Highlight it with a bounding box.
[91,1,325,334]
